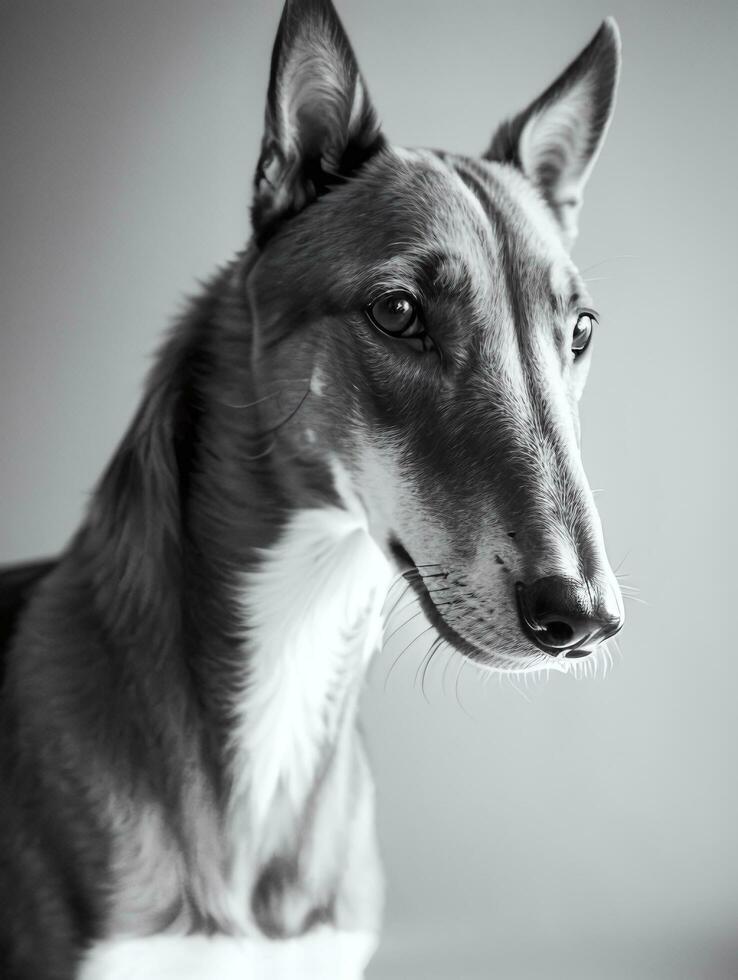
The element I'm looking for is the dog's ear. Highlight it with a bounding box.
[252,0,383,241]
[485,19,620,249]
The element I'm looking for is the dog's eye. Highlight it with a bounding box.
[572,311,596,356]
[366,291,422,338]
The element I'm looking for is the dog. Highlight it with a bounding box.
[0,1,623,976]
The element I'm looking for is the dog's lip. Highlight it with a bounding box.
[388,539,487,661]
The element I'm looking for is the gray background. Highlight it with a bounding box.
[1,2,737,978]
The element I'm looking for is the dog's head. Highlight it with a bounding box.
[245,0,623,672]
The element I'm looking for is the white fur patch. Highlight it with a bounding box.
[77,929,378,980]
[226,463,392,905]
[309,367,326,396]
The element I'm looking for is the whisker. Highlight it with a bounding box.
[382,595,416,629]
[613,552,632,575]
[507,673,532,702]
[602,642,614,676]
[383,633,418,691]
[413,631,441,703]
[383,607,425,648]
[441,643,457,695]
[412,629,436,687]
[225,378,311,410]
[243,440,275,461]
[422,638,447,703]
[623,592,651,606]
[387,622,433,693]
[259,386,311,437]
[405,570,449,581]
[579,254,638,275]
[454,657,474,720]
[382,581,412,622]
[383,585,455,633]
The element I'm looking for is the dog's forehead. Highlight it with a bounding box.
[357,148,577,320]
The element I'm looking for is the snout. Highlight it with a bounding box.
[515,576,623,658]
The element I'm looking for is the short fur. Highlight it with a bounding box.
[0,2,623,977]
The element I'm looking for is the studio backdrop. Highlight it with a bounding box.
[1,2,736,978]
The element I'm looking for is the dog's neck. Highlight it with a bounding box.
[77,254,390,934]
[229,475,390,825]
[226,491,390,932]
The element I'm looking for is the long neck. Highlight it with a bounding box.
[76,253,390,917]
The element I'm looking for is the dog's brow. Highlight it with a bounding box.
[449,157,599,339]
[564,271,594,312]
[550,271,586,313]
[360,250,484,304]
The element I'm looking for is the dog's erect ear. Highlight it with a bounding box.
[485,19,620,249]
[252,0,383,241]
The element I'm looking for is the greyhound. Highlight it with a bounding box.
[0,1,623,976]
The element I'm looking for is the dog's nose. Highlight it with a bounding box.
[515,576,623,656]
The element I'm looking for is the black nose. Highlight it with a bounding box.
[516,576,623,657]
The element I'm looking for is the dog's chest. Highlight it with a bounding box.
[230,506,388,828]
[77,929,379,980]
[224,503,392,933]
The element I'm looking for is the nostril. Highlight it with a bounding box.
[540,619,574,646]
